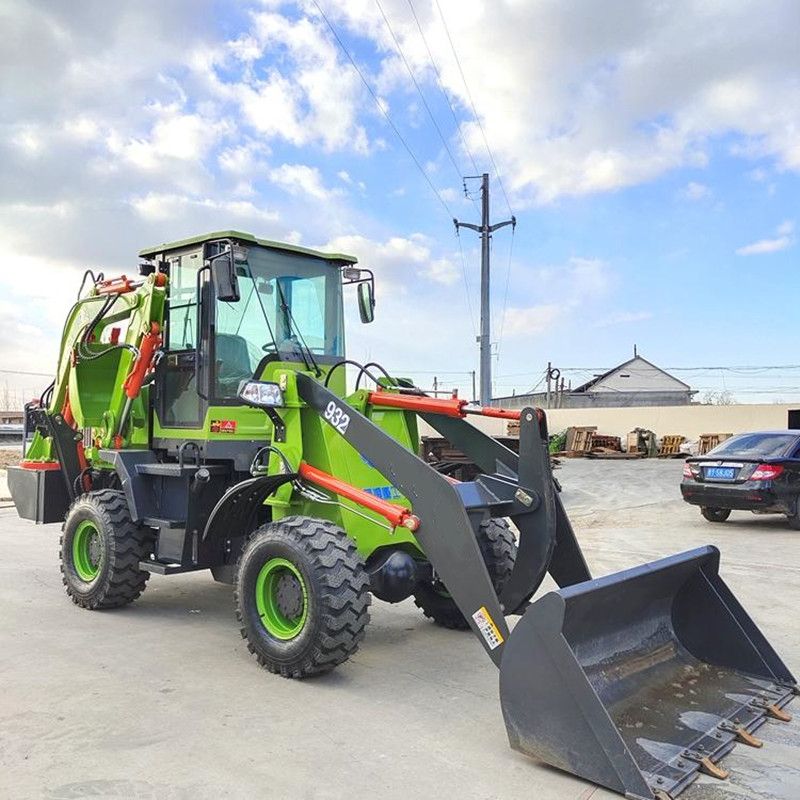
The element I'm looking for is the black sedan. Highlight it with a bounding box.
[681,430,800,527]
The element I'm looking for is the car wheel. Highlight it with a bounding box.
[701,507,731,523]
[787,499,800,530]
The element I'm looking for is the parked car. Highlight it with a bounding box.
[681,430,800,528]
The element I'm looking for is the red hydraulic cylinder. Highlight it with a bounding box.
[368,391,522,421]
[368,391,467,417]
[123,323,162,399]
[95,276,136,295]
[298,461,420,532]
[465,406,521,421]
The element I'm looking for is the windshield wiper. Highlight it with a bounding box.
[275,280,322,377]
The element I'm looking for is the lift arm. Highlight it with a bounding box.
[296,373,510,665]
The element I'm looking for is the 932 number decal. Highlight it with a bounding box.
[324,400,350,434]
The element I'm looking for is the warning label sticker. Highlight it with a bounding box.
[472,606,504,650]
[210,419,237,434]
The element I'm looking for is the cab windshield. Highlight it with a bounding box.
[214,246,344,398]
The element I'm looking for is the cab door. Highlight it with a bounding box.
[154,251,209,430]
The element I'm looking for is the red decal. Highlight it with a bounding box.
[210,419,237,434]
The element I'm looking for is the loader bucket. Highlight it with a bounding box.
[499,546,796,800]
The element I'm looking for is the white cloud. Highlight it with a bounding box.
[502,304,563,336]
[269,163,340,201]
[501,257,612,338]
[736,220,795,255]
[207,11,371,154]
[334,0,800,205]
[736,237,792,256]
[130,192,280,224]
[323,233,458,289]
[595,310,653,328]
[683,181,711,201]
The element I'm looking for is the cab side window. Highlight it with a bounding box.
[167,256,199,351]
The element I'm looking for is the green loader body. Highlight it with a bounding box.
[9,231,795,800]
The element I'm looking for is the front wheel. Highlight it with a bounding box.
[235,516,370,678]
[701,506,731,523]
[413,517,517,630]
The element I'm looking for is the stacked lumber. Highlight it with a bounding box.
[658,435,685,457]
[698,433,732,455]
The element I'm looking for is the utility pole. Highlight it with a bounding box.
[454,173,515,406]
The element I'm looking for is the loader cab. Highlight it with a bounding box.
[139,231,365,437]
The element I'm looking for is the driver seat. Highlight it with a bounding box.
[215,333,253,395]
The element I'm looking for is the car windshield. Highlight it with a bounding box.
[707,432,798,459]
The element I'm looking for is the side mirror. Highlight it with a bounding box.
[210,249,240,302]
[357,280,375,324]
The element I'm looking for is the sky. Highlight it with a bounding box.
[1,0,799,405]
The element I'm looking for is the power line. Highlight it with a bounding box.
[432,0,514,216]
[455,228,477,335]
[495,364,800,379]
[374,0,463,183]
[310,0,454,220]
[496,222,516,359]
[405,0,480,175]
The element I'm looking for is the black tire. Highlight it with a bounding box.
[701,507,731,523]
[413,517,517,630]
[787,499,800,530]
[235,516,370,678]
[60,489,152,609]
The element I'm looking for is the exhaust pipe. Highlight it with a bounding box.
[499,546,796,799]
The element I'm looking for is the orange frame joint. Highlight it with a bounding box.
[298,462,420,532]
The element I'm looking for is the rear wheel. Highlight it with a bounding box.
[60,490,152,609]
[235,516,370,678]
[786,498,800,530]
[413,517,517,630]
[701,506,731,523]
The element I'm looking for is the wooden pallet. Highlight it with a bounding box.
[591,434,622,451]
[658,434,685,456]
[566,426,597,453]
[698,433,732,455]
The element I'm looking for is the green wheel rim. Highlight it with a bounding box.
[73,520,102,582]
[255,557,308,640]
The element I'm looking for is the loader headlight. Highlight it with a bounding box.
[238,380,284,408]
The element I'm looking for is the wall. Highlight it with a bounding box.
[491,390,692,409]
[419,403,800,441]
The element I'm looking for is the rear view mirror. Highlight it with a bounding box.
[210,249,240,302]
[357,281,375,324]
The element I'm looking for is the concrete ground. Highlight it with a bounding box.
[0,459,798,800]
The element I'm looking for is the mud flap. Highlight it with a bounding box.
[499,546,796,799]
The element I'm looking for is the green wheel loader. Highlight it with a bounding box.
[9,230,796,799]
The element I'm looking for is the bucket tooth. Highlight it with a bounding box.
[764,703,792,722]
[684,751,729,780]
[719,722,763,748]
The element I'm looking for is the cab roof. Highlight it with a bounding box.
[138,230,358,264]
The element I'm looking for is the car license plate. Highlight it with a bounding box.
[705,466,735,480]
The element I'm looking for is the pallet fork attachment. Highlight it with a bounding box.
[297,375,797,799]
